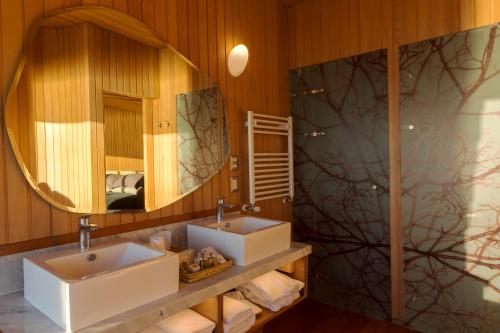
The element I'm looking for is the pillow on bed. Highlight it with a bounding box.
[123,173,144,188]
[106,174,123,190]
[106,173,144,191]
[109,186,143,195]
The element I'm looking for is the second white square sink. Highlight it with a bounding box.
[187,216,291,266]
[24,239,179,332]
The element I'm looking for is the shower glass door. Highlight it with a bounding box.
[400,24,500,332]
[289,50,391,320]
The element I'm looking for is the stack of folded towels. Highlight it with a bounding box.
[223,296,256,333]
[224,291,262,316]
[237,270,304,312]
[141,309,215,333]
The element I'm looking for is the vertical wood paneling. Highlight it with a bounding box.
[216,0,230,205]
[2,0,30,243]
[461,0,476,30]
[386,0,403,321]
[225,0,239,207]
[318,0,332,63]
[23,0,51,238]
[359,0,384,53]
[178,0,194,215]
[103,104,144,172]
[198,0,212,212]
[190,0,204,214]
[266,0,284,220]
[18,25,95,213]
[167,0,179,49]
[207,0,219,210]
[493,0,500,21]
[93,24,106,214]
[346,0,360,63]
[188,0,200,67]
[177,0,189,56]
[142,98,154,212]
[277,0,290,221]
[475,0,492,26]
[288,0,500,69]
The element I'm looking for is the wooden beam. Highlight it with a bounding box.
[389,0,404,323]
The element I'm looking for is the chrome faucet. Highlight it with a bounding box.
[78,215,99,251]
[216,197,234,223]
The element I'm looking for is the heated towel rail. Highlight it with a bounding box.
[244,111,294,211]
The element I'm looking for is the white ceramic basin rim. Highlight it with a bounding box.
[188,215,291,266]
[41,241,167,280]
[24,239,180,331]
[205,216,281,234]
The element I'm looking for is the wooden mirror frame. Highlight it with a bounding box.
[4,6,229,214]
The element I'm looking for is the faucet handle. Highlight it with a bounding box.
[217,196,234,208]
[216,197,225,205]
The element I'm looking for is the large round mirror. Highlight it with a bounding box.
[5,7,229,214]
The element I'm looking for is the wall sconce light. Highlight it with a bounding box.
[227,44,249,77]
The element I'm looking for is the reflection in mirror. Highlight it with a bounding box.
[103,94,145,211]
[177,87,229,195]
[5,13,230,214]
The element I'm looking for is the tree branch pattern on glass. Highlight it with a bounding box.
[176,86,228,195]
[400,24,500,333]
[290,50,391,320]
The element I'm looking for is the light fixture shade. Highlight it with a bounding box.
[227,44,249,77]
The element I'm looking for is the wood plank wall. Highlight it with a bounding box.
[8,25,96,214]
[103,104,144,173]
[87,23,160,212]
[0,0,290,254]
[9,23,162,214]
[286,0,500,321]
[288,0,500,69]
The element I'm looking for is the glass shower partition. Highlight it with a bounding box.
[400,24,500,332]
[289,50,391,320]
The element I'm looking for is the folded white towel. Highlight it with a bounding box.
[237,271,304,304]
[273,270,304,294]
[224,291,262,315]
[222,296,256,333]
[155,309,215,333]
[223,313,255,333]
[240,288,301,312]
[223,296,255,326]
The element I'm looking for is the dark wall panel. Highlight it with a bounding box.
[400,24,500,333]
[290,50,391,320]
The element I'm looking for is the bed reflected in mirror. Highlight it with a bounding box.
[103,93,145,212]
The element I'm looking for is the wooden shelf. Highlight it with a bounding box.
[249,293,307,332]
[196,254,309,333]
[247,255,309,332]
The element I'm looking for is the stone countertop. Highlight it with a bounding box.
[0,242,312,333]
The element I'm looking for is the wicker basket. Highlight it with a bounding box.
[180,260,233,283]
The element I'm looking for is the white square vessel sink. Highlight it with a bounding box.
[187,216,291,266]
[24,239,179,332]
